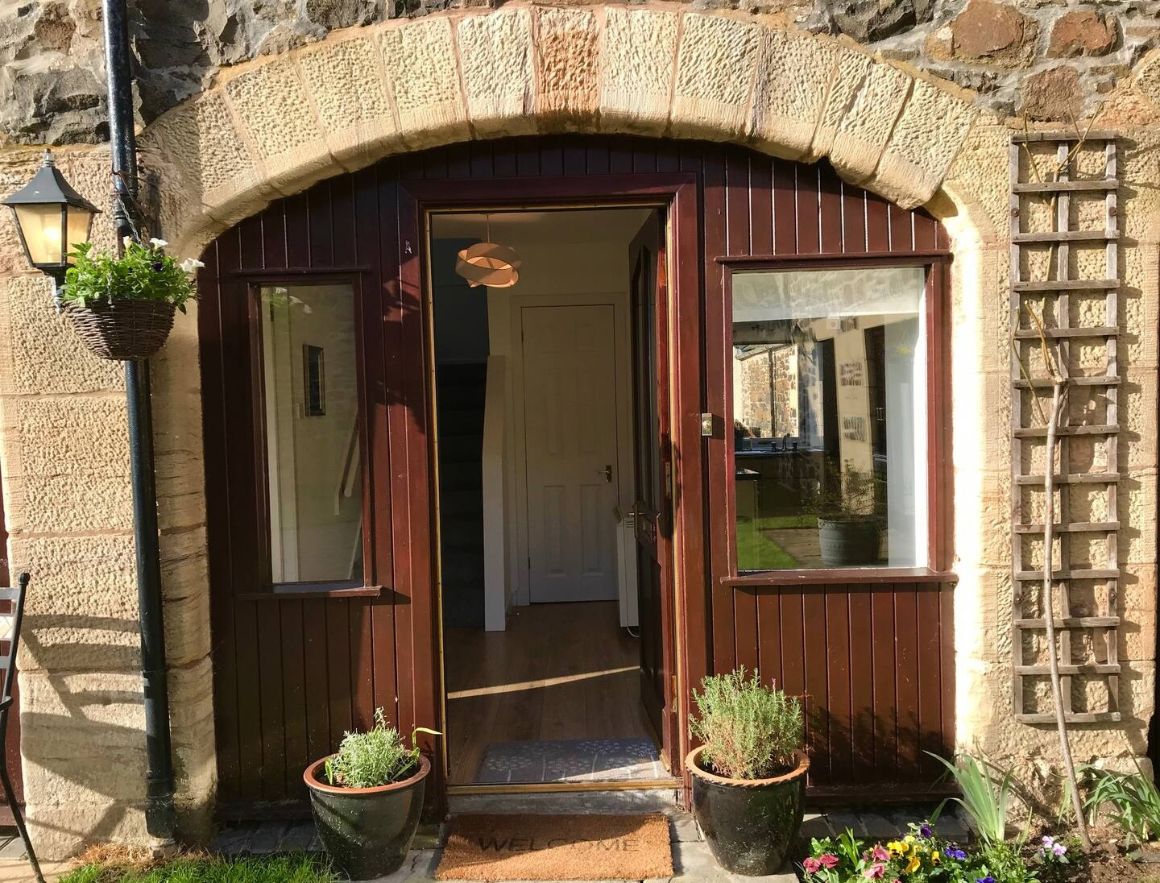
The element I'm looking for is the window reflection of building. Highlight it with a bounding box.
[730,267,927,571]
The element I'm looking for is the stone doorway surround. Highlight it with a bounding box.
[0,0,1157,861]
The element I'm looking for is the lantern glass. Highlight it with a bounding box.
[13,203,67,268]
[65,203,96,262]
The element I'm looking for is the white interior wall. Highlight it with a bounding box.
[433,208,651,629]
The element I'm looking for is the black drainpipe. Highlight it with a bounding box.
[103,0,177,844]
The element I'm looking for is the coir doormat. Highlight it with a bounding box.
[434,813,673,881]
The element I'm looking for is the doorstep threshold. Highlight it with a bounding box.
[447,777,681,796]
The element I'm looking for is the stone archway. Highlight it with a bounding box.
[127,2,1012,856]
[137,3,980,260]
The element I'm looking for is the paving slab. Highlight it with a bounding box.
[0,858,68,882]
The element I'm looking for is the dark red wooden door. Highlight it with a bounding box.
[200,135,955,813]
[629,212,678,768]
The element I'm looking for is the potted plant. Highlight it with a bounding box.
[60,238,200,361]
[303,709,438,881]
[807,460,883,567]
[686,669,808,876]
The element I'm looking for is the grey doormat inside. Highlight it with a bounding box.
[475,737,663,784]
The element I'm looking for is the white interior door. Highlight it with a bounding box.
[522,304,619,603]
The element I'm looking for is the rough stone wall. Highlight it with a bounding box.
[2,0,1158,144]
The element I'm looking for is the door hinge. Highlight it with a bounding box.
[527,555,531,571]
[700,412,714,437]
[671,674,678,700]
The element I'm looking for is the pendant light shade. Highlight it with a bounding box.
[454,215,521,289]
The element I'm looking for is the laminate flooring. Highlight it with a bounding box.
[444,601,656,784]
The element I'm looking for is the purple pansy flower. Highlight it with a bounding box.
[944,846,967,861]
[919,823,933,838]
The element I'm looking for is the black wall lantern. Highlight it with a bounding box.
[3,150,100,295]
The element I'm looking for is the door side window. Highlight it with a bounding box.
[729,266,929,572]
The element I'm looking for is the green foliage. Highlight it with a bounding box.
[800,821,1055,883]
[806,460,883,522]
[61,239,200,312]
[735,517,797,570]
[324,708,438,789]
[59,853,335,883]
[928,751,1018,847]
[1083,765,1160,845]
[690,668,803,779]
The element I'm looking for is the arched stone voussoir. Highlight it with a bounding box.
[141,2,984,256]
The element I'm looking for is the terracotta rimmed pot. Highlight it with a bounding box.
[303,754,430,880]
[687,746,809,876]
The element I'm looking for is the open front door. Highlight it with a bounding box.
[630,212,678,771]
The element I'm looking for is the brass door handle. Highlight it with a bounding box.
[602,464,613,483]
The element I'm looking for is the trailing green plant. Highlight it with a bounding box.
[1082,764,1160,845]
[928,751,1020,847]
[690,667,803,779]
[61,239,201,312]
[323,708,439,789]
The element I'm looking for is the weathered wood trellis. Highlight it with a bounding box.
[1009,131,1122,724]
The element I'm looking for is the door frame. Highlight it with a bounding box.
[400,173,705,797]
[510,294,634,609]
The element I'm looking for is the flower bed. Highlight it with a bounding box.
[800,823,1069,883]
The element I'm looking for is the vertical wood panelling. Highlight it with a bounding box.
[201,136,952,811]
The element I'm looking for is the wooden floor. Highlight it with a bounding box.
[443,601,654,784]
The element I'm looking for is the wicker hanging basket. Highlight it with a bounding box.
[65,298,176,361]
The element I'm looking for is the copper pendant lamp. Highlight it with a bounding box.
[455,214,521,289]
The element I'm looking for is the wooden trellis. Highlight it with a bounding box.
[1009,131,1122,724]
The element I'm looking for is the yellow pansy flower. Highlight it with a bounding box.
[905,855,921,874]
[887,840,907,856]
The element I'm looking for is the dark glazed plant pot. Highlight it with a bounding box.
[817,518,880,567]
[687,746,808,877]
[304,754,429,881]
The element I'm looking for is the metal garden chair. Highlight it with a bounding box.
[0,574,43,883]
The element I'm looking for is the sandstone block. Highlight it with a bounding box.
[599,7,679,136]
[1048,10,1117,59]
[1021,65,1083,122]
[169,655,217,813]
[874,78,976,209]
[535,7,601,131]
[225,57,332,197]
[809,47,872,159]
[0,275,123,397]
[296,33,401,170]
[457,9,535,138]
[748,28,834,161]
[1135,48,1160,110]
[139,92,272,222]
[829,59,912,186]
[672,13,762,141]
[379,18,469,150]
[948,0,1038,66]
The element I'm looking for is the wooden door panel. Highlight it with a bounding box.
[523,304,620,603]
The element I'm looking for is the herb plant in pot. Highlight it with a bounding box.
[808,461,883,567]
[304,709,438,881]
[60,238,200,361]
[686,669,807,876]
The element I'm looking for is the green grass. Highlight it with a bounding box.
[736,518,798,570]
[59,854,336,883]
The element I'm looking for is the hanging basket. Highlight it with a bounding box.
[65,298,176,361]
